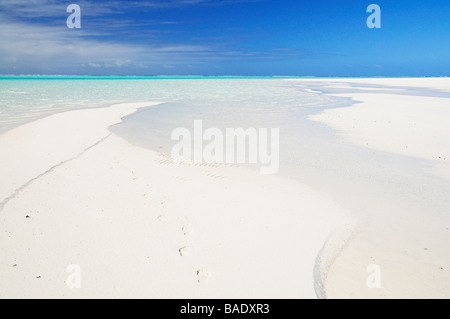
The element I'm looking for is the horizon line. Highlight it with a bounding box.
[1,75,448,79]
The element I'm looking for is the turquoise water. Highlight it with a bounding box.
[0,77,343,133]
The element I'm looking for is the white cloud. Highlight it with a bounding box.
[0,0,305,74]
[0,12,215,74]
[88,63,102,68]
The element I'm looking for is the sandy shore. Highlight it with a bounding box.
[0,102,351,298]
[303,78,450,298]
[1,78,449,299]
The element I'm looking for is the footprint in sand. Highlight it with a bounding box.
[179,246,192,257]
[156,197,168,221]
[182,224,191,236]
[197,269,210,284]
[206,173,223,179]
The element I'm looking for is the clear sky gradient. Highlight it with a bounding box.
[0,0,448,76]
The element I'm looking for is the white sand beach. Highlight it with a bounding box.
[0,78,449,299]
[304,78,450,298]
[0,101,351,299]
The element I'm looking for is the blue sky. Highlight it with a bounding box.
[0,0,449,76]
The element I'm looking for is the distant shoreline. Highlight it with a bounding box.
[1,75,448,80]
